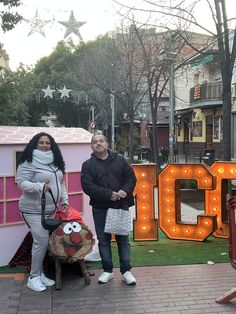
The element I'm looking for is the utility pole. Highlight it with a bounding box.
[169,58,175,163]
[110,92,115,150]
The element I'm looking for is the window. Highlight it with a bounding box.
[14,151,23,179]
[192,121,202,137]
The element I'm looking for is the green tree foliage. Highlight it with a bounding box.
[0,0,22,32]
[35,41,75,85]
[0,70,28,125]
[52,99,79,127]
[33,41,90,127]
[14,65,45,126]
[32,38,119,128]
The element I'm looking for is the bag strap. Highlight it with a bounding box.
[41,183,58,217]
[48,189,58,209]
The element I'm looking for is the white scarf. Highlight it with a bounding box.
[33,149,54,165]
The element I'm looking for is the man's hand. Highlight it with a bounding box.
[110,191,120,201]
[110,190,127,201]
[117,190,127,199]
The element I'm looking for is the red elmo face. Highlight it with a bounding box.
[49,221,94,261]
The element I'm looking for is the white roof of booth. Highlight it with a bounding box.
[0,126,93,144]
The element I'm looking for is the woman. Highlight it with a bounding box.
[16,132,69,292]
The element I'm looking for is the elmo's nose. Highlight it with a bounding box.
[70,231,81,243]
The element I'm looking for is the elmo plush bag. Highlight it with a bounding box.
[49,208,94,262]
[48,221,94,262]
[41,187,94,262]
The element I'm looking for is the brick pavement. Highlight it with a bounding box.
[1,263,236,314]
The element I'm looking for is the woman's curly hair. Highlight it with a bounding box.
[19,132,65,174]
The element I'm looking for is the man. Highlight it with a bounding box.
[81,132,137,285]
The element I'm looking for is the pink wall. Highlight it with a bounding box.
[0,173,87,223]
[0,142,95,266]
[0,143,92,174]
[0,145,23,175]
[60,143,91,171]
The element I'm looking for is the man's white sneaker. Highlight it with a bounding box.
[122,271,136,285]
[27,276,46,292]
[40,273,55,287]
[98,272,114,283]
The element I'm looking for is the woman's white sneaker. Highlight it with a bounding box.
[40,273,55,286]
[98,272,114,283]
[122,271,136,285]
[27,276,46,292]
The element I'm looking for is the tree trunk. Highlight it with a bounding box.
[151,105,160,177]
[129,118,135,163]
[222,85,232,160]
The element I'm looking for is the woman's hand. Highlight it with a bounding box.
[62,204,69,217]
[43,182,51,192]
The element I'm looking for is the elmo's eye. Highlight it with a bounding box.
[71,221,81,233]
[63,223,73,234]
[63,222,81,234]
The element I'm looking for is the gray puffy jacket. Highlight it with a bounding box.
[16,160,68,215]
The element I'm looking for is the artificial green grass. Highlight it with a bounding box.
[0,266,26,274]
[89,231,229,269]
[0,231,229,273]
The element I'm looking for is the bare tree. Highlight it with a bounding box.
[131,24,167,171]
[71,36,117,133]
[214,0,236,160]
[113,23,149,162]
[113,0,236,160]
[73,30,150,162]
[120,23,212,172]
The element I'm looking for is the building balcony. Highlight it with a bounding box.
[190,82,223,108]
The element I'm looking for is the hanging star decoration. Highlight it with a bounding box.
[25,9,50,37]
[58,86,72,99]
[59,11,86,41]
[42,85,55,98]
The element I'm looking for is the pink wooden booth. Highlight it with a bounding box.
[0,126,94,266]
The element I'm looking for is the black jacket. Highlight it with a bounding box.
[81,150,136,209]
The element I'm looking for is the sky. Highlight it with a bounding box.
[0,0,120,70]
[1,0,236,71]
